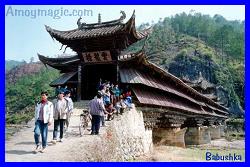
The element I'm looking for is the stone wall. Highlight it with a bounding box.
[209,125,221,139]
[185,126,211,145]
[95,106,153,161]
[153,128,187,147]
[220,125,225,137]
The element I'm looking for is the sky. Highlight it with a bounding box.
[5,5,245,62]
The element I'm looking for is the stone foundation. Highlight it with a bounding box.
[185,126,211,145]
[99,106,153,161]
[209,125,221,139]
[220,125,225,137]
[152,127,187,147]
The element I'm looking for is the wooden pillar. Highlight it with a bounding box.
[115,49,121,84]
[116,60,119,84]
[77,65,81,101]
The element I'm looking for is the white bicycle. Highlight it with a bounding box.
[79,109,91,137]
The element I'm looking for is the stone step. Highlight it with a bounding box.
[73,100,90,116]
[74,100,90,109]
[72,108,86,116]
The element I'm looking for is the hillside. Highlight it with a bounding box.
[5,62,60,124]
[5,60,26,71]
[6,62,44,84]
[127,12,244,117]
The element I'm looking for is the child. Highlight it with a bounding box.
[115,95,127,114]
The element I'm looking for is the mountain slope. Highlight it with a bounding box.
[6,62,60,124]
[5,60,26,71]
[127,13,244,117]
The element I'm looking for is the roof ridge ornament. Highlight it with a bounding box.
[45,25,55,41]
[98,13,101,24]
[77,17,86,29]
[120,11,126,21]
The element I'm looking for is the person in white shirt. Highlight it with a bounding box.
[33,91,53,153]
[52,91,68,143]
[64,90,74,131]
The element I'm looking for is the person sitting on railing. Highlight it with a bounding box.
[124,96,132,108]
[103,87,111,106]
[115,95,127,114]
[105,102,117,121]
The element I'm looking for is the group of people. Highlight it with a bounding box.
[98,80,133,107]
[55,85,77,101]
[33,90,73,153]
[89,80,133,135]
[33,81,133,153]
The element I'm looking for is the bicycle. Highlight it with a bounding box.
[79,109,91,137]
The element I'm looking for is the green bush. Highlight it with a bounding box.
[6,67,59,124]
[177,49,188,57]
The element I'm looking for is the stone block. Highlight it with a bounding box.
[209,125,221,139]
[220,125,225,137]
[185,126,211,145]
[152,127,187,147]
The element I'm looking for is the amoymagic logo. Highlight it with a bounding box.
[206,152,242,161]
[5,6,93,19]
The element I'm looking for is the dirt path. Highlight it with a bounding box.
[137,139,245,162]
[5,108,108,162]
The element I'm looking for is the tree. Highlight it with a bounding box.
[30,57,34,63]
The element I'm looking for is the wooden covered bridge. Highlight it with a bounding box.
[38,11,228,147]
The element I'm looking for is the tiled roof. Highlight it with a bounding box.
[45,24,124,40]
[45,12,149,41]
[50,72,77,87]
[132,87,227,118]
[38,54,80,72]
[118,51,228,116]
